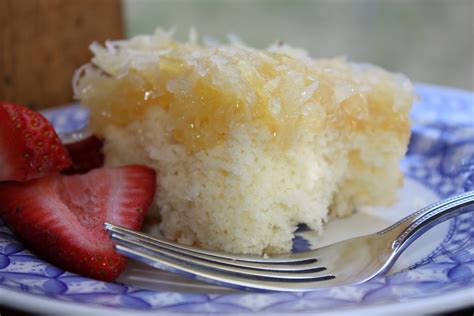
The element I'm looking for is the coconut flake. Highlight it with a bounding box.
[72,63,93,99]
[269,98,282,117]
[300,80,319,103]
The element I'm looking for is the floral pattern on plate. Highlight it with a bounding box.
[0,84,473,313]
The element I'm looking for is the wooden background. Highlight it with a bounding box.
[0,0,123,110]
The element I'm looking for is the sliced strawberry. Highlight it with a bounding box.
[0,101,71,182]
[0,165,156,281]
[63,135,104,174]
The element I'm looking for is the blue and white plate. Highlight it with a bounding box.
[0,84,473,315]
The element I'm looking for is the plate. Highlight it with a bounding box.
[0,83,473,315]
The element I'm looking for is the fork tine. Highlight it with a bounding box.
[105,222,316,263]
[106,224,322,272]
[111,232,328,280]
[114,242,336,292]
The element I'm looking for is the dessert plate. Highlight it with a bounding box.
[0,83,473,315]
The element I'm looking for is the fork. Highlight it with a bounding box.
[104,190,474,292]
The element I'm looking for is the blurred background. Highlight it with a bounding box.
[124,0,474,91]
[1,0,472,109]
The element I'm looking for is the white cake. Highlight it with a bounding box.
[74,29,413,254]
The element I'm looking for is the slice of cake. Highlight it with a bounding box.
[74,29,413,255]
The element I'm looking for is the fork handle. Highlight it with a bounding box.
[378,190,474,251]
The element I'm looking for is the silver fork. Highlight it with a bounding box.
[105,190,474,292]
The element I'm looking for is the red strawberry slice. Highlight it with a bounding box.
[0,165,156,281]
[63,135,105,174]
[0,101,71,182]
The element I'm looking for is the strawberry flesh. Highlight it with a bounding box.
[0,165,156,281]
[0,101,71,182]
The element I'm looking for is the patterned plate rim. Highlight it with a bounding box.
[0,83,472,314]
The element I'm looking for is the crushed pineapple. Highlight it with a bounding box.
[75,31,411,153]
